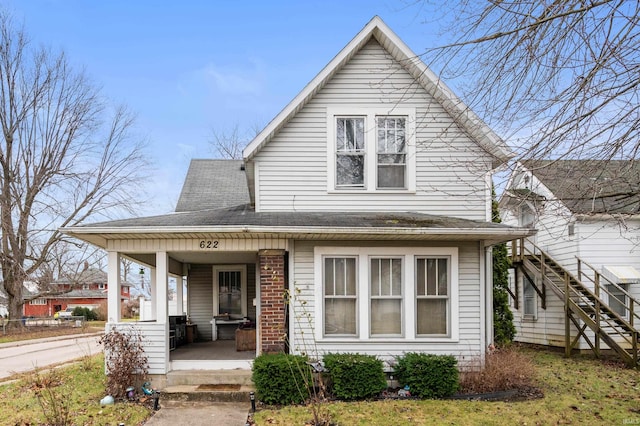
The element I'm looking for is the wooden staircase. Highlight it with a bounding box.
[511,238,640,367]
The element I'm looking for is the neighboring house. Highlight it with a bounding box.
[23,269,131,317]
[500,160,640,363]
[61,16,532,381]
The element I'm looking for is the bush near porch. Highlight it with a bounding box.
[252,352,459,404]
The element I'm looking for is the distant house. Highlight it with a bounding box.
[23,269,131,317]
[62,16,532,379]
[500,160,640,364]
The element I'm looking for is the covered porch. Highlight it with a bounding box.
[101,238,289,375]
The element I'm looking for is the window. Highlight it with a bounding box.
[98,283,106,290]
[315,247,458,341]
[213,265,247,317]
[29,298,46,305]
[376,117,406,188]
[416,258,449,335]
[370,258,402,336]
[328,108,415,192]
[523,276,537,319]
[82,284,90,290]
[607,284,628,317]
[323,257,357,336]
[519,204,535,227]
[336,117,365,188]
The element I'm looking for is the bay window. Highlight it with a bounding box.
[316,247,458,341]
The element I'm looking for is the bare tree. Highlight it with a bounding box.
[210,123,262,159]
[421,1,640,165]
[0,12,147,322]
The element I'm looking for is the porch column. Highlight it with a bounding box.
[107,251,121,322]
[259,249,287,353]
[150,267,157,320]
[156,251,169,323]
[174,274,184,315]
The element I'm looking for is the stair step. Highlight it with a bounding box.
[166,369,253,386]
[161,384,255,403]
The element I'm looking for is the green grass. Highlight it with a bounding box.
[253,347,640,425]
[0,354,151,425]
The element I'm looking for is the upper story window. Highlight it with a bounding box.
[376,117,406,188]
[336,117,365,188]
[328,107,415,192]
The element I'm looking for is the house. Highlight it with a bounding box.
[61,16,532,383]
[500,160,640,364]
[23,269,131,317]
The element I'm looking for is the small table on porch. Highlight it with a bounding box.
[210,318,244,341]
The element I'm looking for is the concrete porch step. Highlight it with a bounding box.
[160,384,256,404]
[166,369,253,386]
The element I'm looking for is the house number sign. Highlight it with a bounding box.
[198,240,220,249]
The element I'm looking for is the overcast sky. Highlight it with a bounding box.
[6,1,447,217]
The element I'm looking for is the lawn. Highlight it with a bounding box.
[0,321,106,344]
[0,354,151,425]
[253,347,640,425]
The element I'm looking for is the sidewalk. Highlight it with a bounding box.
[0,331,103,349]
[143,400,250,426]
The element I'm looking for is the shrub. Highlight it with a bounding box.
[323,353,387,401]
[394,353,459,399]
[99,325,148,398]
[459,347,535,394]
[72,306,98,321]
[252,353,312,405]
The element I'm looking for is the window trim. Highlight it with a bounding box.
[314,246,458,343]
[327,107,416,193]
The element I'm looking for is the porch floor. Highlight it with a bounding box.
[170,340,255,361]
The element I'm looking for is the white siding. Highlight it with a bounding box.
[107,322,168,375]
[254,39,492,220]
[188,265,214,341]
[288,240,485,366]
[509,271,573,347]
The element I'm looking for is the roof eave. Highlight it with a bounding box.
[62,225,535,247]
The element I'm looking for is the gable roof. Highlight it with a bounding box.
[175,159,250,212]
[242,16,513,204]
[520,160,640,215]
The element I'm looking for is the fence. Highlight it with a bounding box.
[0,316,87,335]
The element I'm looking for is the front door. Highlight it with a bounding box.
[212,265,247,340]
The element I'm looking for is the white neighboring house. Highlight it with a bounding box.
[500,160,640,351]
[61,16,532,382]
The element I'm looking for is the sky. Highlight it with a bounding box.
[5,0,449,217]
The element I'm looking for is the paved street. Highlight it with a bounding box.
[0,334,102,380]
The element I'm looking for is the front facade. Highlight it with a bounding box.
[501,160,640,348]
[63,17,531,379]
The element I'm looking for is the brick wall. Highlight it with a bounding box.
[259,249,287,353]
